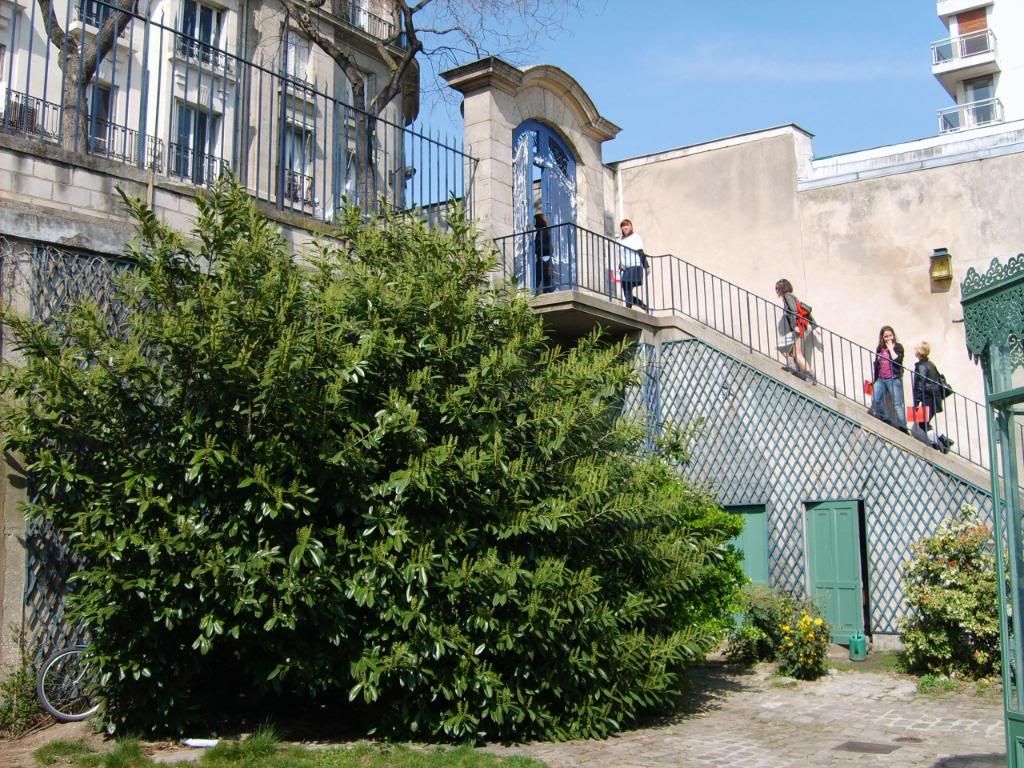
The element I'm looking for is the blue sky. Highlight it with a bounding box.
[430,0,953,161]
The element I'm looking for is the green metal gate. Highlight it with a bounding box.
[805,500,864,644]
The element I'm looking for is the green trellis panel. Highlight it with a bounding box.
[651,338,993,635]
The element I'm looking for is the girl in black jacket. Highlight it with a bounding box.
[911,342,953,453]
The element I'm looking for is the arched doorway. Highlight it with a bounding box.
[512,120,577,293]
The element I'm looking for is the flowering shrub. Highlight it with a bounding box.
[900,505,999,679]
[726,585,801,663]
[777,610,831,680]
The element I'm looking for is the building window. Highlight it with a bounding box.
[177,0,224,63]
[0,44,7,82]
[88,83,113,152]
[350,0,369,32]
[281,123,315,205]
[171,101,221,185]
[284,35,310,83]
[964,76,996,127]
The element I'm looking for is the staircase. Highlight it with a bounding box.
[494,222,993,471]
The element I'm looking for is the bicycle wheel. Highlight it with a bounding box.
[37,646,100,721]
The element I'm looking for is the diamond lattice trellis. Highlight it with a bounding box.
[3,237,131,657]
[652,339,992,635]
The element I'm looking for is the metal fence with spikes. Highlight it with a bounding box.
[1,0,475,226]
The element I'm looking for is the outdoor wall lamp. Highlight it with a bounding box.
[930,247,953,283]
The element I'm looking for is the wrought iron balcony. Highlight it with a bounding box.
[174,35,233,75]
[1,90,61,139]
[283,169,316,206]
[938,97,1004,133]
[73,0,133,37]
[494,222,993,469]
[168,143,230,186]
[338,0,400,44]
[931,29,997,65]
[87,119,163,171]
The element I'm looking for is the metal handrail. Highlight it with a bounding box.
[494,222,991,469]
[931,29,997,64]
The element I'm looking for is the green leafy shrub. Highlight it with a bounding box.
[0,634,46,737]
[777,610,831,680]
[726,585,801,663]
[0,179,744,740]
[900,505,999,679]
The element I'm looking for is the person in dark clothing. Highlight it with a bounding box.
[911,342,954,453]
[534,212,554,293]
[868,325,908,431]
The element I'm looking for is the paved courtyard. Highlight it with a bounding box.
[486,661,1006,768]
[0,660,1006,767]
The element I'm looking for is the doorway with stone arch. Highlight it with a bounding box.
[512,120,578,293]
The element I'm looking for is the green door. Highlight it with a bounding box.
[805,500,864,644]
[729,505,769,585]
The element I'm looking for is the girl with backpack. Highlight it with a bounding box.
[775,279,815,383]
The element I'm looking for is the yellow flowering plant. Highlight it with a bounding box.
[777,609,831,680]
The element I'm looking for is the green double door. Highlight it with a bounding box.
[806,500,865,643]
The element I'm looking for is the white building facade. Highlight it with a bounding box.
[932,0,1024,132]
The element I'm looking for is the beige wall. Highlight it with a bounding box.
[798,152,1024,404]
[615,129,808,300]
[616,126,1024,404]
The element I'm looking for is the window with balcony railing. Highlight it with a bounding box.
[176,0,227,69]
[281,123,316,206]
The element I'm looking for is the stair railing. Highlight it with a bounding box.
[493,222,990,469]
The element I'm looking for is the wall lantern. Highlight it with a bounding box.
[930,247,953,282]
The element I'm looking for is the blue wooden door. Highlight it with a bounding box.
[512,121,576,292]
[729,505,769,585]
[805,500,864,644]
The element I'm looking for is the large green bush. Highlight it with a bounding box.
[0,179,743,740]
[900,505,999,679]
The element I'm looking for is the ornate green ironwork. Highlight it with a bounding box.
[961,253,1024,365]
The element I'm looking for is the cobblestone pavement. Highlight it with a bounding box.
[485,663,1006,768]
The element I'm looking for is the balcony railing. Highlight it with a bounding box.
[339,0,399,44]
[283,169,315,206]
[494,222,993,470]
[931,29,997,65]
[175,35,233,74]
[87,119,163,170]
[2,90,61,138]
[168,143,231,186]
[73,0,132,37]
[938,97,1004,133]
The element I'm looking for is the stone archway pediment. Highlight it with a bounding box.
[519,65,620,143]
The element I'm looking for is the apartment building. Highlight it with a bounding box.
[932,0,1024,132]
[0,0,419,216]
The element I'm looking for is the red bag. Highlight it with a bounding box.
[906,405,930,423]
[863,380,873,396]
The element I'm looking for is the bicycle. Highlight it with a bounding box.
[37,644,100,721]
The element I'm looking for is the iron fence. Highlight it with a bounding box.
[1,0,474,224]
[494,222,993,469]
